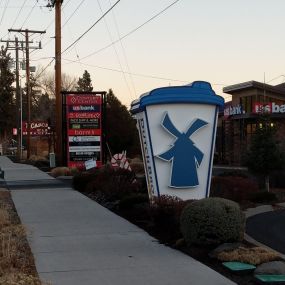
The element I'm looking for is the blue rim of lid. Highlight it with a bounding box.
[130,81,224,114]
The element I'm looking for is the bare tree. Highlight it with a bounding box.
[35,67,77,97]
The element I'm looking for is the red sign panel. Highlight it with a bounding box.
[66,94,102,169]
[253,102,285,114]
[253,103,271,114]
[22,121,49,136]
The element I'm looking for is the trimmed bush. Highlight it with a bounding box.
[72,168,100,191]
[180,197,245,246]
[249,191,277,203]
[150,195,192,243]
[50,167,71,177]
[84,166,139,201]
[218,170,249,178]
[210,176,259,202]
[119,193,149,210]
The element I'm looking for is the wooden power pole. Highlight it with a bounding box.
[55,0,63,165]
[1,37,31,159]
[8,29,45,159]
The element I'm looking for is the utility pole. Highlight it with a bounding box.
[1,38,28,159]
[15,37,20,158]
[8,29,45,159]
[54,0,63,165]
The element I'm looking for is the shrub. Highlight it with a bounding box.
[85,166,139,201]
[249,191,277,203]
[72,169,100,191]
[119,193,149,210]
[218,170,249,178]
[210,176,259,202]
[180,197,245,246]
[150,195,192,243]
[50,167,71,177]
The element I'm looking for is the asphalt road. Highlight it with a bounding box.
[246,209,285,254]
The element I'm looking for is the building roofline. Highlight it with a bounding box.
[223,80,285,96]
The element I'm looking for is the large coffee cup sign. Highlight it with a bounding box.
[131,81,224,201]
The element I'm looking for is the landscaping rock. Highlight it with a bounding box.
[217,246,280,265]
[255,261,285,275]
[209,243,242,258]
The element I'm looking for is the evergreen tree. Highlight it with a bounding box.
[0,46,15,138]
[76,70,93,92]
[246,115,285,191]
[105,89,140,157]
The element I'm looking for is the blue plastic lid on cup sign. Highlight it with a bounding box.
[130,81,224,114]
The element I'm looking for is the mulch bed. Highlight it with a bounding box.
[0,189,43,285]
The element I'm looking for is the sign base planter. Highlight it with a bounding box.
[131,81,224,201]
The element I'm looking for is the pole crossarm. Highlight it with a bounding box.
[8,28,46,35]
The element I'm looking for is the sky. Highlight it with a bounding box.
[1,0,285,107]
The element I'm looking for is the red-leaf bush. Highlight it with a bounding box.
[210,176,259,202]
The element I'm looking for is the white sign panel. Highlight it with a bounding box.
[144,104,218,200]
[85,159,97,170]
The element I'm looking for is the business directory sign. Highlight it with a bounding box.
[66,94,102,169]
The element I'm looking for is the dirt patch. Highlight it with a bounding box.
[0,189,48,285]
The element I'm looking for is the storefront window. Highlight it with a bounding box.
[240,96,252,114]
[247,123,256,134]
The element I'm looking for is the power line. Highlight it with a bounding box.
[62,0,121,54]
[10,0,28,29]
[30,0,76,79]
[266,75,285,84]
[0,0,9,27]
[108,0,137,96]
[35,58,54,79]
[62,57,190,83]
[62,0,85,29]
[77,0,181,62]
[96,0,133,101]
[20,0,38,29]
[30,0,77,55]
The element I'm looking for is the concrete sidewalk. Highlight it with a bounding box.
[0,156,235,285]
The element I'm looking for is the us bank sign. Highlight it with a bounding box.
[131,81,224,201]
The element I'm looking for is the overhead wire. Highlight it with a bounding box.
[30,0,75,56]
[72,0,181,62]
[35,58,54,79]
[62,57,190,83]
[10,0,28,29]
[0,0,9,28]
[266,75,285,84]
[62,9,84,73]
[61,0,121,55]
[31,0,76,78]
[20,0,38,29]
[108,0,137,97]
[96,0,133,101]
[62,0,85,29]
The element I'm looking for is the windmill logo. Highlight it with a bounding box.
[157,113,208,188]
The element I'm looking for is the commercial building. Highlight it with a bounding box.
[217,80,285,165]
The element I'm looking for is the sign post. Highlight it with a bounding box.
[131,81,224,201]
